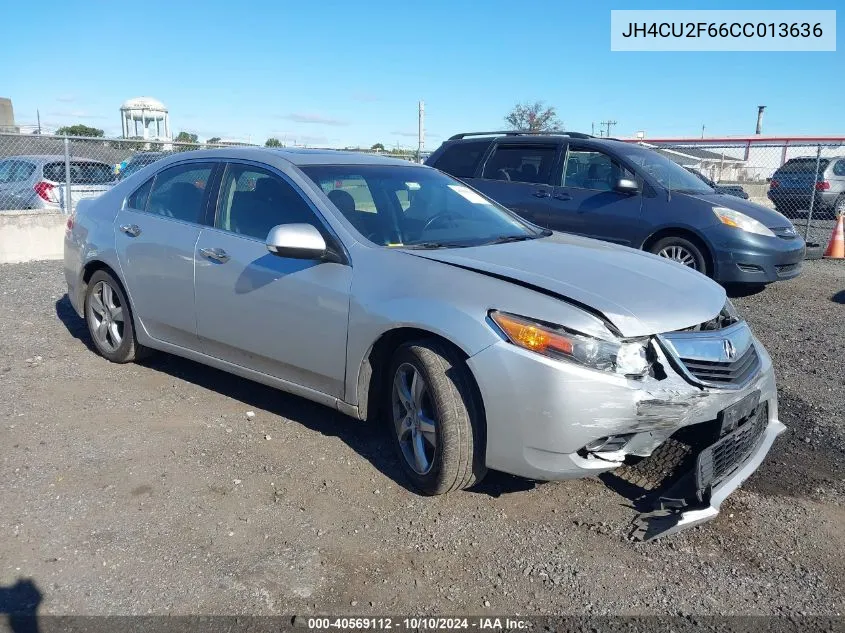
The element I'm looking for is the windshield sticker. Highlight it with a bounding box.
[448,185,488,204]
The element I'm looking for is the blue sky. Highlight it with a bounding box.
[0,0,840,147]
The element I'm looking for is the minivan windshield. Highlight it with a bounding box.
[617,145,714,194]
[301,164,545,248]
[119,154,167,180]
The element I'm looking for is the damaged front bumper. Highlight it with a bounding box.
[630,416,785,540]
[466,329,783,539]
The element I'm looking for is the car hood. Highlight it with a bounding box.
[403,233,726,338]
[684,192,793,228]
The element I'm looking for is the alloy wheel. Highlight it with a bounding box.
[88,280,125,352]
[391,363,438,475]
[657,245,699,269]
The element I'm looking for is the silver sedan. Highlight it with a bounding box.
[64,147,785,539]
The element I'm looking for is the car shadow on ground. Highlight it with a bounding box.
[54,296,537,498]
[0,578,43,633]
[832,289,845,304]
[723,283,767,298]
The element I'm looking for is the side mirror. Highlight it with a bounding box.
[615,178,639,194]
[266,223,329,260]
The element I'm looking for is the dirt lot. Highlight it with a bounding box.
[0,259,843,617]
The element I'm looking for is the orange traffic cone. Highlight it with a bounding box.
[823,215,844,259]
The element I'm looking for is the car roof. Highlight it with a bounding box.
[148,146,422,168]
[443,133,628,149]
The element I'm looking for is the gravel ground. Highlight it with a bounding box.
[0,259,843,617]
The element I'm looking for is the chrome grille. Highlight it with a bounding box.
[680,344,760,386]
[659,320,761,389]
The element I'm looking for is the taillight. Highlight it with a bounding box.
[815,180,831,191]
[769,179,779,189]
[66,214,75,231]
[34,181,58,202]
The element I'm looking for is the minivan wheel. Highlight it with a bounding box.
[650,236,708,275]
[84,270,146,363]
[386,340,486,495]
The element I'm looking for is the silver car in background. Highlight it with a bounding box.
[0,155,115,211]
[64,147,785,540]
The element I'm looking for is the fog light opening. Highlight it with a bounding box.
[583,434,635,454]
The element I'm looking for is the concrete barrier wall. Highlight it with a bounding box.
[0,211,66,264]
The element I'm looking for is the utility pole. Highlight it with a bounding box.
[591,122,595,136]
[417,100,425,162]
[701,124,705,139]
[37,109,41,135]
[601,120,617,137]
[755,105,766,135]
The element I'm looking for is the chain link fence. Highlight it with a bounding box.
[0,132,423,215]
[633,139,845,247]
[2,131,840,249]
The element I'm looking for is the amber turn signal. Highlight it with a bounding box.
[490,312,574,356]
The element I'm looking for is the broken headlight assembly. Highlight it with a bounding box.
[489,311,651,377]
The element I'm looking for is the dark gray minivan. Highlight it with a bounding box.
[426,132,805,285]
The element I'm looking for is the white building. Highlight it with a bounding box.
[120,97,171,140]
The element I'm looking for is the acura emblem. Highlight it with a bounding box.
[723,339,737,361]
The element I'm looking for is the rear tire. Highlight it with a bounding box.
[386,340,486,495]
[84,270,147,363]
[649,236,708,276]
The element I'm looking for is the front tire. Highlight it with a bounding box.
[84,270,146,363]
[649,236,708,276]
[386,340,486,495]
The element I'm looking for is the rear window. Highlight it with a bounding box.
[431,140,491,178]
[776,158,830,175]
[43,161,114,185]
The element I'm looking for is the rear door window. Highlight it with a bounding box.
[432,141,491,178]
[146,163,214,224]
[0,160,35,183]
[43,161,114,184]
[481,145,557,184]
[127,178,153,211]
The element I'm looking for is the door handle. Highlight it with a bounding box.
[553,193,572,201]
[199,247,230,263]
[532,189,550,198]
[119,224,141,237]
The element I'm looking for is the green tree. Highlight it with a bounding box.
[370,142,385,151]
[118,136,161,151]
[172,131,199,152]
[55,124,104,138]
[505,101,561,132]
[174,131,199,144]
[207,137,221,145]
[265,137,282,147]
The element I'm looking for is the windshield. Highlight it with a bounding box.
[300,164,543,248]
[119,154,166,180]
[618,145,714,194]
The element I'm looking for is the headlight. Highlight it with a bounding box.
[489,311,650,377]
[723,298,740,321]
[712,207,775,237]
